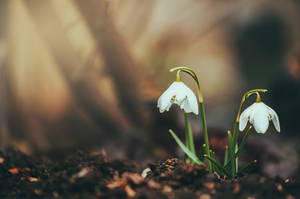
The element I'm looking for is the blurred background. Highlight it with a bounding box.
[0,0,300,177]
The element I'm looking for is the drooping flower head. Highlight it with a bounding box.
[157,70,198,114]
[239,92,280,134]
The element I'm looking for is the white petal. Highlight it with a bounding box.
[252,105,270,134]
[271,112,280,132]
[181,86,198,114]
[173,82,190,102]
[266,105,280,132]
[156,81,198,114]
[157,83,177,113]
[239,114,248,131]
[179,97,198,115]
[239,103,255,131]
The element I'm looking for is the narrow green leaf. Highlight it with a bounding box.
[210,151,223,176]
[223,146,228,166]
[169,129,204,165]
[235,126,252,157]
[224,159,231,170]
[239,160,257,174]
[184,113,196,163]
[224,127,253,169]
[204,155,230,177]
[232,122,239,173]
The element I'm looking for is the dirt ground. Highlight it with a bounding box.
[0,149,299,199]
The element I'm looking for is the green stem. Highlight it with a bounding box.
[169,66,211,170]
[232,122,239,146]
[184,112,196,163]
[200,102,211,171]
[227,131,235,178]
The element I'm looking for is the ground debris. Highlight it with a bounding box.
[0,149,299,199]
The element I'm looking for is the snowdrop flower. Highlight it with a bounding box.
[157,81,199,115]
[239,101,280,134]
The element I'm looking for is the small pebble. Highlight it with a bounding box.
[141,168,151,178]
[53,192,59,198]
[77,168,90,178]
[276,184,283,191]
[286,195,295,199]
[233,183,240,194]
[199,194,211,199]
[259,177,266,183]
[34,189,43,196]
[162,185,172,193]
[204,182,215,190]
[28,177,39,182]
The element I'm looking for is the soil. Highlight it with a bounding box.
[0,149,299,199]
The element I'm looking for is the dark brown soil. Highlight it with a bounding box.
[0,149,299,199]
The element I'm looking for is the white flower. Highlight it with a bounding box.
[239,102,280,134]
[157,81,199,114]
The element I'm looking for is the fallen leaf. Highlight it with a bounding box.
[147,180,161,189]
[9,168,19,174]
[125,185,136,198]
[124,172,144,185]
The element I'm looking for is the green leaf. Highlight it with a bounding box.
[204,155,230,177]
[169,129,204,165]
[239,160,257,174]
[232,122,239,173]
[224,127,253,169]
[235,126,252,157]
[184,113,196,163]
[223,146,228,166]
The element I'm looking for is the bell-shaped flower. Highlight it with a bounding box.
[239,102,280,134]
[157,81,199,114]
